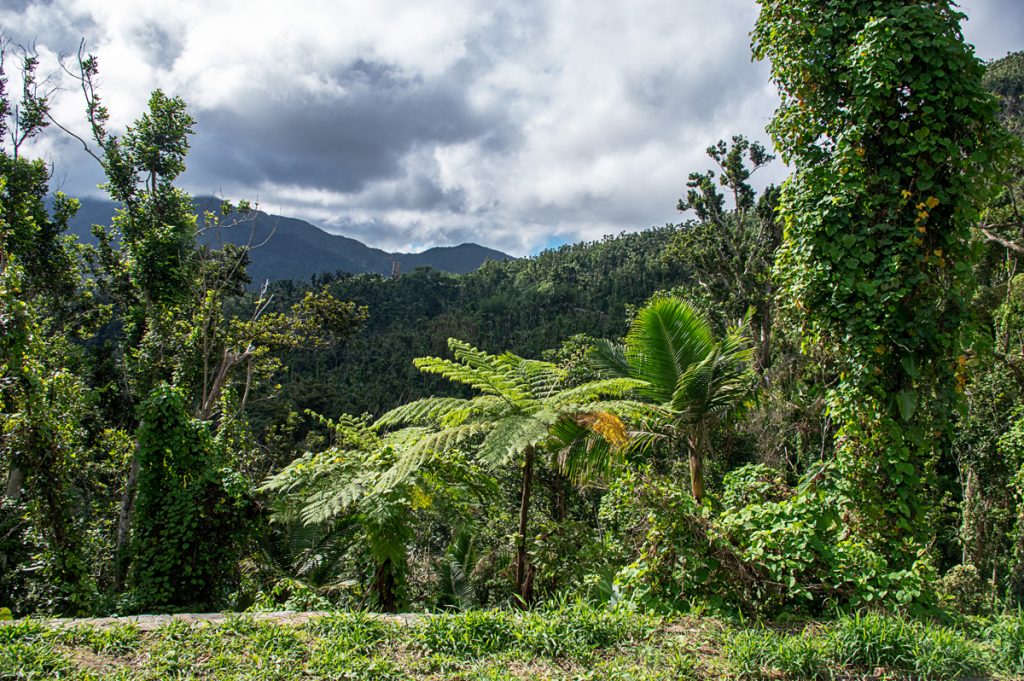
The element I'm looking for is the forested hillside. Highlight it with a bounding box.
[3,10,1024,678]
[65,196,510,283]
[255,224,690,422]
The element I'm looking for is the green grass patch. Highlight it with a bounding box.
[2,609,1022,679]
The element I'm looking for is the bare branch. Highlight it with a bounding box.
[980,225,1024,254]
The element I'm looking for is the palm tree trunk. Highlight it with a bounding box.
[688,427,705,503]
[515,446,535,607]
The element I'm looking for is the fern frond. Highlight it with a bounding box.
[374,422,491,492]
[442,339,534,403]
[436,395,506,427]
[478,413,552,468]
[515,358,564,400]
[375,397,473,428]
[549,378,647,407]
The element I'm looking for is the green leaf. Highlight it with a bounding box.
[895,390,917,421]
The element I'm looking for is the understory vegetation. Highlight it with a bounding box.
[3,2,1024,678]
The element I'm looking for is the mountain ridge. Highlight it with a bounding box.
[61,195,512,283]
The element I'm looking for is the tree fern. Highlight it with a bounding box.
[374,336,643,604]
[262,413,491,611]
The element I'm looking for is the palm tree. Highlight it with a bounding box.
[595,297,754,502]
[375,339,642,605]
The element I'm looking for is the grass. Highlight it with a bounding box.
[720,612,1000,680]
[1,606,1022,679]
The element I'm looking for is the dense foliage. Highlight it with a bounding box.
[2,11,1024,662]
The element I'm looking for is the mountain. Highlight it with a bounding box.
[62,196,512,284]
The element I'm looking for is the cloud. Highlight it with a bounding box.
[2,0,1019,256]
[186,58,503,196]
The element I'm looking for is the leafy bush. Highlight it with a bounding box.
[938,564,988,614]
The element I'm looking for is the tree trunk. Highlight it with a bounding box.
[113,455,140,591]
[4,465,24,500]
[688,429,705,504]
[373,557,398,613]
[757,299,773,372]
[552,472,567,523]
[515,446,535,607]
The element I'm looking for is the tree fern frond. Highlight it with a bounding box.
[515,358,564,400]
[413,356,506,397]
[298,476,369,525]
[439,339,534,402]
[435,395,506,427]
[374,422,491,492]
[375,396,473,428]
[477,413,551,468]
[549,378,647,407]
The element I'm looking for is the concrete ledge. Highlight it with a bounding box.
[0,611,423,631]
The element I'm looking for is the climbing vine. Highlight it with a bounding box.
[753,1,1013,566]
[129,385,251,610]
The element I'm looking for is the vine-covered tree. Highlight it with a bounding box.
[753,0,1014,576]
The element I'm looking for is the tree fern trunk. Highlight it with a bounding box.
[373,557,398,613]
[515,445,535,607]
[553,472,567,522]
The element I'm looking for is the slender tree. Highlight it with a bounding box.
[594,297,754,502]
[376,339,639,605]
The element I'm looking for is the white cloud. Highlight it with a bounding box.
[2,0,1018,256]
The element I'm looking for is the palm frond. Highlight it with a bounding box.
[436,527,479,611]
[591,338,630,378]
[625,297,715,402]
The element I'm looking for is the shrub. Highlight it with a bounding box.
[938,564,988,614]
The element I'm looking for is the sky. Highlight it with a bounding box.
[3,1,1021,256]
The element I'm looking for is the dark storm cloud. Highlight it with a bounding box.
[387,174,469,213]
[3,0,46,15]
[0,1,98,54]
[132,21,183,69]
[187,59,506,195]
